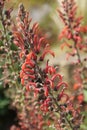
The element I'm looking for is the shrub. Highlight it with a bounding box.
[0,0,87,130]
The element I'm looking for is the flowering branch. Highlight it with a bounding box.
[0,0,84,129]
[12,4,83,130]
[58,0,87,102]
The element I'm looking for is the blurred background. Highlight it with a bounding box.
[0,0,87,129]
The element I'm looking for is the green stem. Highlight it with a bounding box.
[50,91,74,130]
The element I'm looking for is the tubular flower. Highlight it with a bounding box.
[58,0,87,53]
[58,0,87,97]
[12,4,83,129]
[57,0,87,129]
[58,0,83,43]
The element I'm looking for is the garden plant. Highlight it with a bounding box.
[0,0,87,130]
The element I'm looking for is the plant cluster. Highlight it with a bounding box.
[58,0,87,105]
[0,0,87,130]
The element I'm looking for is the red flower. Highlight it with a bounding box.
[77,94,84,103]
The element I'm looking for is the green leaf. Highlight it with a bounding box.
[83,90,87,102]
[0,99,9,109]
[10,43,18,51]
[0,40,3,46]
